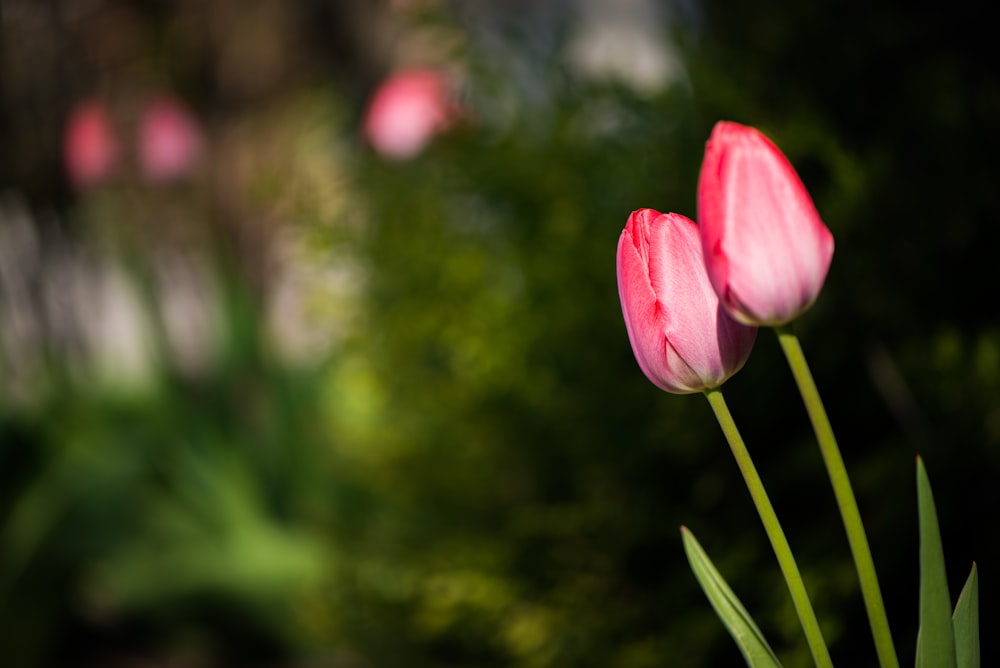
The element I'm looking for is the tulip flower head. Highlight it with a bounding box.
[63,99,119,188]
[138,96,203,182]
[617,209,757,394]
[698,121,834,326]
[362,68,455,160]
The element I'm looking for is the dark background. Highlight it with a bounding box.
[1,1,996,666]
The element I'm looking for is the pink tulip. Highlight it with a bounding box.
[617,209,757,394]
[138,96,202,182]
[362,68,454,160]
[63,99,119,188]
[698,121,834,326]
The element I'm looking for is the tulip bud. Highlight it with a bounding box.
[63,99,119,188]
[617,209,757,394]
[697,121,834,326]
[362,68,454,160]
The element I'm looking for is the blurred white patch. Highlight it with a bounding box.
[564,0,684,95]
[0,195,45,397]
[266,226,367,366]
[78,260,157,389]
[154,253,222,377]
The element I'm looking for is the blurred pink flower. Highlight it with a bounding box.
[363,68,455,160]
[63,99,119,188]
[138,96,203,182]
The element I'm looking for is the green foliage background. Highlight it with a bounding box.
[1,1,997,666]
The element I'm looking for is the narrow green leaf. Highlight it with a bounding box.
[915,457,957,668]
[952,563,979,668]
[681,527,782,668]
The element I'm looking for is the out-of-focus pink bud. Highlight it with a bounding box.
[64,99,119,188]
[362,68,454,160]
[138,96,203,182]
[697,121,834,326]
[617,209,757,394]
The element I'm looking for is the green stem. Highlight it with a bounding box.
[775,327,899,668]
[704,388,834,668]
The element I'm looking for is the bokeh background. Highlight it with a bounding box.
[1,0,997,666]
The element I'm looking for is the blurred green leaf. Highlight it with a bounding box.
[952,563,979,668]
[681,527,782,668]
[915,457,956,668]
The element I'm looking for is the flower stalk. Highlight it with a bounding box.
[775,326,899,668]
[704,388,834,668]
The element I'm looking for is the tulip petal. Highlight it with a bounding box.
[618,212,700,393]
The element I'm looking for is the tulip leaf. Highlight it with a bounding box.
[681,527,782,668]
[915,457,957,668]
[952,563,979,668]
